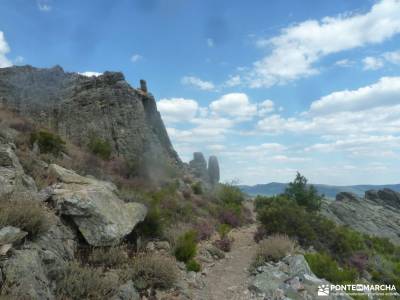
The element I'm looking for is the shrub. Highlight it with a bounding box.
[217,223,231,239]
[30,130,65,155]
[87,246,128,269]
[217,183,245,208]
[134,203,163,238]
[191,182,203,195]
[194,220,214,241]
[55,262,118,299]
[88,136,112,160]
[127,252,177,290]
[305,253,357,284]
[218,209,241,228]
[0,199,50,238]
[186,259,201,272]
[174,230,197,262]
[252,234,297,269]
[284,172,323,211]
[213,236,233,252]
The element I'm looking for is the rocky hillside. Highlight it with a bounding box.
[322,189,400,245]
[0,65,181,177]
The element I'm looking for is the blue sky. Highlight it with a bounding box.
[1,0,400,185]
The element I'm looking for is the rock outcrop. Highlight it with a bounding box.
[322,189,400,245]
[0,65,181,177]
[0,143,37,199]
[208,155,220,186]
[48,164,147,246]
[249,255,351,299]
[189,152,220,186]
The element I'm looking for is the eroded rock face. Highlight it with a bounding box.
[0,143,37,199]
[48,164,147,246]
[208,155,220,186]
[249,255,351,300]
[189,152,208,182]
[322,189,400,245]
[0,65,181,176]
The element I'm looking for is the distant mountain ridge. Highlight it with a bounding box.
[239,182,400,199]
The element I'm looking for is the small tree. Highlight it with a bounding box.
[284,172,323,211]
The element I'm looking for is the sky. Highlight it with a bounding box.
[1,0,400,185]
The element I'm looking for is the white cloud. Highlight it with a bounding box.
[181,76,215,91]
[207,38,214,47]
[0,31,12,68]
[335,59,354,67]
[362,56,384,70]
[310,77,400,114]
[258,99,275,116]
[245,143,287,152]
[37,0,52,11]
[130,54,142,63]
[383,49,400,64]
[224,75,241,87]
[248,0,400,87]
[157,98,199,123]
[210,93,257,120]
[79,71,103,77]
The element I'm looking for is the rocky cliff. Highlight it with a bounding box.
[322,189,400,245]
[0,65,181,176]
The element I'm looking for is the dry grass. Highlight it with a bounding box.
[0,198,50,238]
[55,262,118,300]
[87,246,129,269]
[251,234,298,269]
[124,252,178,290]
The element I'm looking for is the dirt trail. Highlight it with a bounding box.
[193,202,259,300]
[193,224,258,300]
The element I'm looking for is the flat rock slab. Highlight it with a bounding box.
[49,164,147,246]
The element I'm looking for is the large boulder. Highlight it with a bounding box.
[1,249,53,299]
[249,254,352,299]
[48,164,147,246]
[0,143,37,199]
[322,189,400,245]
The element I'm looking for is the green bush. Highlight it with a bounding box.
[191,182,203,195]
[174,230,197,262]
[305,253,357,284]
[217,223,231,239]
[30,130,65,155]
[88,136,112,160]
[135,203,163,238]
[127,252,178,290]
[56,262,118,299]
[0,199,50,238]
[284,172,323,211]
[186,259,201,272]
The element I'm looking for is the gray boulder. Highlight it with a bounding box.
[208,155,220,186]
[112,280,140,300]
[0,143,37,199]
[1,249,53,299]
[0,226,27,245]
[49,164,147,246]
[249,255,352,300]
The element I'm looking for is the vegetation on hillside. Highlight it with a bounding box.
[254,173,400,289]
